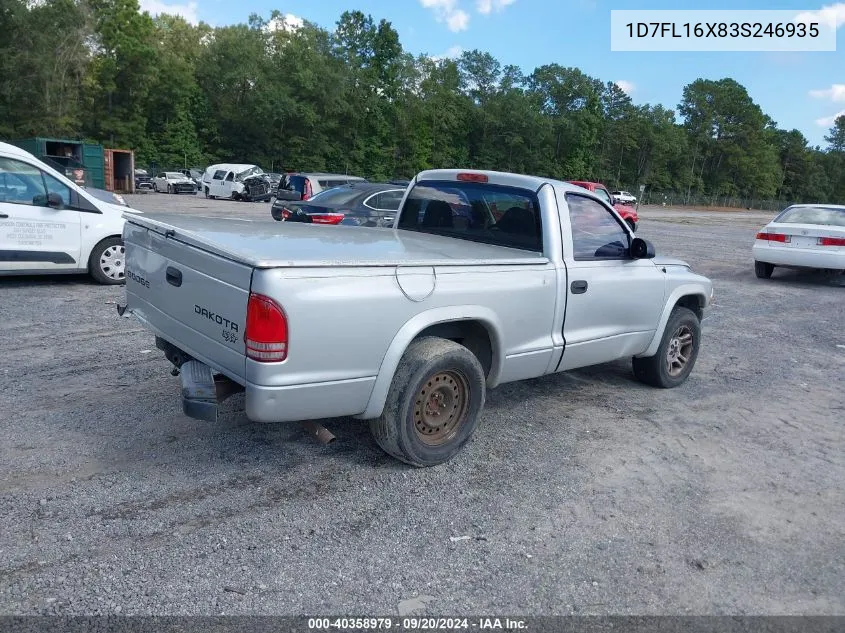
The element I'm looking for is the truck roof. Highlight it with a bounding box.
[415,169,593,196]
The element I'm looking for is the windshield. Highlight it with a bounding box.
[398,180,542,251]
[774,206,845,227]
[308,186,362,206]
[165,172,182,179]
[236,166,263,181]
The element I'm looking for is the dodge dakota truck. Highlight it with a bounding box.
[120,169,713,467]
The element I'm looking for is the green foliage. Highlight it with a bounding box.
[0,2,842,204]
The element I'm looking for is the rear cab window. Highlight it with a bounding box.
[397,180,542,252]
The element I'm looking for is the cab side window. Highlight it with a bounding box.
[0,157,47,206]
[225,172,234,182]
[43,172,71,207]
[593,187,612,206]
[566,194,630,260]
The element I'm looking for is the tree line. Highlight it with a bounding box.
[2,0,844,207]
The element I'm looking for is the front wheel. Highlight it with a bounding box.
[632,306,701,388]
[88,237,126,285]
[755,261,774,279]
[369,337,486,467]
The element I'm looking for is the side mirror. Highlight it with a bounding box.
[47,192,64,209]
[631,237,655,259]
[33,192,64,209]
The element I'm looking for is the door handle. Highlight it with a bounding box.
[570,280,588,294]
[165,266,183,287]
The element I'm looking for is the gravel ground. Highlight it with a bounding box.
[1,193,843,616]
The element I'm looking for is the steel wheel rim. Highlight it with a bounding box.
[413,370,469,446]
[100,245,125,280]
[666,325,694,377]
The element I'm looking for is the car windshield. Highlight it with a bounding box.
[165,172,181,179]
[236,166,263,180]
[398,180,542,252]
[775,206,845,227]
[309,186,362,205]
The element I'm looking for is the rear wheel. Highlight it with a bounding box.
[369,337,486,467]
[755,261,774,279]
[632,306,701,388]
[88,237,126,285]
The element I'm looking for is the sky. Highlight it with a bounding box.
[139,0,845,148]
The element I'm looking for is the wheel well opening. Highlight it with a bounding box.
[675,294,704,321]
[414,320,493,378]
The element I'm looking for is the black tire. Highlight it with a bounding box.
[632,306,701,388]
[88,236,126,285]
[755,260,774,279]
[369,336,486,467]
[625,219,636,233]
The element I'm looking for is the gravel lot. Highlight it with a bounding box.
[1,192,843,616]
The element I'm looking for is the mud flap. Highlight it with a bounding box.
[180,360,218,423]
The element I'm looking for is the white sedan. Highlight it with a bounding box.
[753,204,845,278]
[153,172,197,194]
[612,190,637,205]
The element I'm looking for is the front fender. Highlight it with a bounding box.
[354,305,505,420]
[636,281,711,358]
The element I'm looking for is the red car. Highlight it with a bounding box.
[567,180,638,232]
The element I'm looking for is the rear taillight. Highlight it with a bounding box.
[245,293,288,362]
[309,213,345,225]
[818,237,845,246]
[756,232,790,243]
[302,179,313,201]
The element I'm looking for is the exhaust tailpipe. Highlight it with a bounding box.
[301,421,336,445]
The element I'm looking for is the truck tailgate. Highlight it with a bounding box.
[123,221,251,382]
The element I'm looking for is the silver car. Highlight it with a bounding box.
[753,204,845,278]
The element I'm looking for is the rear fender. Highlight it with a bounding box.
[355,306,504,420]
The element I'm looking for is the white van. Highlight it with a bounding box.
[0,141,141,285]
[200,163,271,202]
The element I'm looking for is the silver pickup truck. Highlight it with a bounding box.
[121,169,713,466]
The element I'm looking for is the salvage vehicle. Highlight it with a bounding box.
[274,172,367,202]
[120,169,713,466]
[0,141,141,285]
[134,169,154,192]
[271,182,406,226]
[568,181,639,232]
[753,204,845,278]
[201,164,271,202]
[154,171,197,194]
[611,190,637,205]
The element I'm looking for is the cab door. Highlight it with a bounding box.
[209,170,227,197]
[556,192,665,371]
[0,156,81,272]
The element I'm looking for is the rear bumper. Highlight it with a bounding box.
[753,243,845,270]
[179,359,375,423]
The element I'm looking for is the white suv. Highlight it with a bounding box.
[0,141,141,285]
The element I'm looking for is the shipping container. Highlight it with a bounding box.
[104,148,135,193]
[9,137,105,189]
